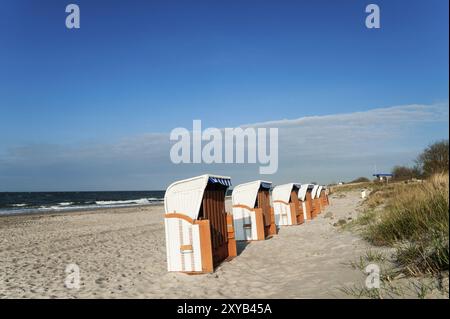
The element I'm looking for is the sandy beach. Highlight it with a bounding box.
[0,190,375,298]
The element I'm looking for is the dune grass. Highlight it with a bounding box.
[361,174,449,276]
[340,176,449,298]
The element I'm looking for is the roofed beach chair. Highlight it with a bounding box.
[311,185,322,218]
[298,184,314,221]
[232,180,277,241]
[272,183,304,226]
[319,185,329,208]
[164,174,236,273]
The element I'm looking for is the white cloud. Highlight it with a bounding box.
[0,102,448,191]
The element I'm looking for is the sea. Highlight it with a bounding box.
[0,191,166,216]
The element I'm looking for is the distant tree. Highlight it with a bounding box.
[416,140,449,177]
[392,165,421,181]
[350,177,370,183]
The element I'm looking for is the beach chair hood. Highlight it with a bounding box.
[232,180,272,208]
[311,185,320,199]
[272,183,301,203]
[317,186,323,198]
[164,174,231,220]
[298,184,314,201]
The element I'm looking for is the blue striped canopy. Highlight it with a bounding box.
[260,182,272,189]
[208,176,232,187]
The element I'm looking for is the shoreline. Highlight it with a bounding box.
[0,203,165,219]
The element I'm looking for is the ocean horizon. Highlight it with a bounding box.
[0,191,166,216]
[0,189,235,216]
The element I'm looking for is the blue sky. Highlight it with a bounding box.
[0,0,448,191]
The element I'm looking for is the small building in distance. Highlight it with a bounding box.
[372,173,393,183]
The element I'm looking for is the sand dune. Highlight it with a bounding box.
[0,191,371,298]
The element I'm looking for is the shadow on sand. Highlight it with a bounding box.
[236,241,250,256]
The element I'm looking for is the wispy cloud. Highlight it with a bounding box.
[0,102,448,191]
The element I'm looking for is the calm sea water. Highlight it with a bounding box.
[0,191,165,216]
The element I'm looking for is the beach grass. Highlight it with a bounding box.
[351,174,449,277]
[366,174,449,276]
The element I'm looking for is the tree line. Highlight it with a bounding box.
[348,139,449,183]
[392,139,449,180]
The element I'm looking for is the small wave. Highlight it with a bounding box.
[95,198,161,206]
[1,197,163,216]
[95,199,144,206]
[58,202,74,206]
[146,197,164,201]
[38,205,96,211]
